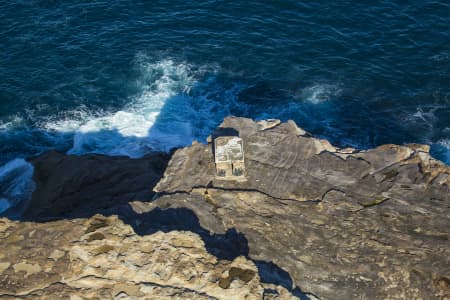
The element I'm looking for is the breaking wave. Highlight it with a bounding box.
[297,84,342,104]
[0,159,35,218]
[41,58,246,156]
[0,58,448,168]
[431,138,450,164]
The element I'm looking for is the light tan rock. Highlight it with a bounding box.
[0,263,10,275]
[48,249,65,261]
[0,216,284,299]
[13,262,42,278]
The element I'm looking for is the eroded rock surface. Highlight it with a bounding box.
[151,117,450,299]
[0,215,296,299]
[0,117,449,299]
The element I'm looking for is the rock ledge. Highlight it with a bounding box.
[0,117,449,300]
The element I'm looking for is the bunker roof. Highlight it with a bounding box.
[214,136,244,163]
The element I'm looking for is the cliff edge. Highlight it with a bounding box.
[0,117,449,299]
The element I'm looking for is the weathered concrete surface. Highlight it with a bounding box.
[152,117,450,299]
[0,116,449,299]
[0,215,296,299]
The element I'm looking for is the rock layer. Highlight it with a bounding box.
[0,117,449,299]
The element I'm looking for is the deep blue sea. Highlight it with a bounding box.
[0,1,449,214]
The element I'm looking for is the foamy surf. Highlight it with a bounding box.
[0,158,35,217]
[40,58,245,157]
[1,58,448,167]
[298,84,342,104]
[431,138,450,164]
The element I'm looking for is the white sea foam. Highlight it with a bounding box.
[438,138,450,148]
[298,84,342,104]
[42,106,96,133]
[41,58,245,157]
[411,106,443,124]
[0,158,35,216]
[36,63,342,158]
[436,138,450,162]
[0,116,25,130]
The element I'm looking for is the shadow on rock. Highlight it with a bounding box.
[256,260,311,300]
[17,148,171,221]
[118,206,249,261]
[116,204,310,299]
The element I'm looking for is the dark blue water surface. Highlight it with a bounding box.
[1,1,449,165]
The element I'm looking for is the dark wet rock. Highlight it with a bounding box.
[24,151,170,220]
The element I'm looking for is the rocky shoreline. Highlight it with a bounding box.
[0,117,449,299]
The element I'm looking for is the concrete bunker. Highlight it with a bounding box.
[214,136,245,178]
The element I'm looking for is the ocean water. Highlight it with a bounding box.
[1,1,449,213]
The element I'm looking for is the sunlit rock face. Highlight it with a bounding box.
[0,117,449,299]
[154,116,450,299]
[0,215,298,299]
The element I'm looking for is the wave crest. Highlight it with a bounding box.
[298,84,342,104]
[39,58,244,156]
[0,158,35,218]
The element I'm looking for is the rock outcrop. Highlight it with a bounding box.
[0,117,449,299]
[0,215,295,299]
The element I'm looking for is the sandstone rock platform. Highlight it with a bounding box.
[0,117,449,299]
